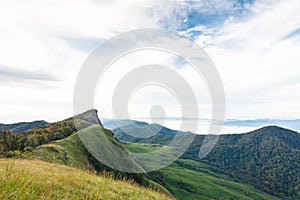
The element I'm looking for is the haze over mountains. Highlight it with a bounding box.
[2,116,299,135]
[102,118,300,134]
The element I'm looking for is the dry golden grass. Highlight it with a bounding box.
[0,159,173,200]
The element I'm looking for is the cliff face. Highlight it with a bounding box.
[74,109,103,129]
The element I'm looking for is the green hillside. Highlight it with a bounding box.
[22,125,170,194]
[0,159,172,200]
[22,130,93,170]
[0,110,170,196]
[202,126,300,199]
[113,121,300,199]
[125,143,277,200]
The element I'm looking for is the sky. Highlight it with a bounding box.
[0,0,300,127]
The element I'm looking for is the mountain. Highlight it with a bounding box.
[102,118,148,130]
[111,120,300,199]
[0,110,170,195]
[0,159,172,200]
[113,122,190,145]
[0,120,47,133]
[225,119,300,131]
[75,109,103,127]
[202,126,300,199]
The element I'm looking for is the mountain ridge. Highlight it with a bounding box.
[110,120,300,199]
[0,120,47,133]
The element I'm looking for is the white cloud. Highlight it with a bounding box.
[94,49,211,121]
[0,0,299,125]
[0,0,159,123]
[204,0,300,119]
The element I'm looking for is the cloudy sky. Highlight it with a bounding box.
[0,0,300,125]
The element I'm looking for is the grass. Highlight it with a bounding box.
[160,159,278,200]
[0,159,173,200]
[23,125,147,173]
[125,142,178,172]
[124,143,278,200]
[23,132,94,171]
[125,143,163,153]
[22,125,171,195]
[15,127,277,199]
[77,125,145,173]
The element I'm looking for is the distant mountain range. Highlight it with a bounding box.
[0,120,47,132]
[102,117,300,133]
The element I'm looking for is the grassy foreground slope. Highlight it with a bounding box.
[23,125,170,195]
[125,143,277,200]
[0,159,172,200]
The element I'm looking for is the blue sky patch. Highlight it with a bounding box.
[159,0,255,40]
[283,28,300,40]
